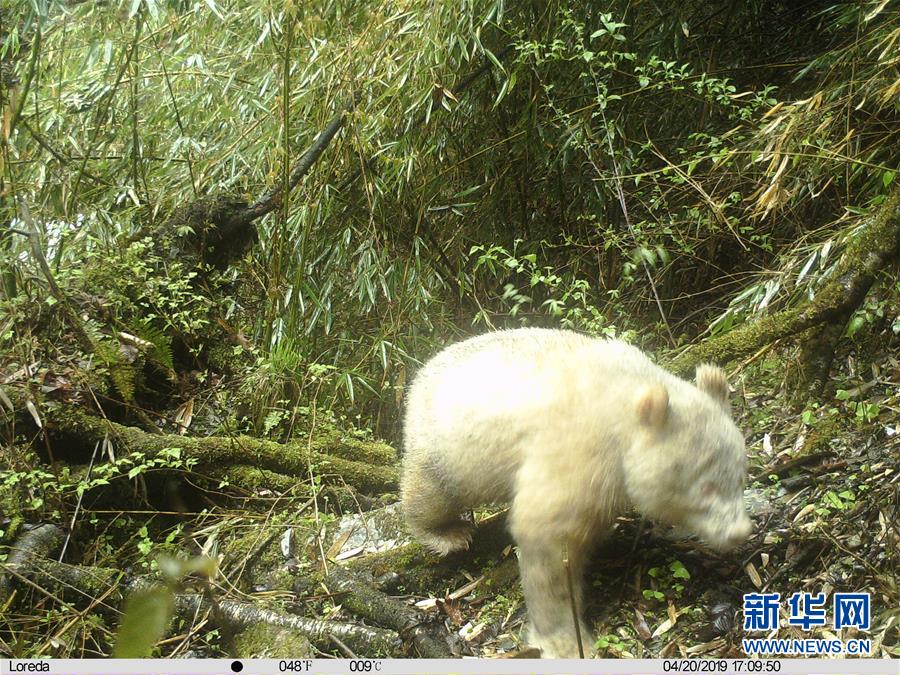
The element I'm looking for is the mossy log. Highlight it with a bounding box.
[347,514,515,594]
[665,189,900,378]
[232,622,315,658]
[42,404,398,494]
[0,524,65,606]
[4,554,399,656]
[325,566,453,658]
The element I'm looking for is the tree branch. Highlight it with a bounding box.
[245,104,349,221]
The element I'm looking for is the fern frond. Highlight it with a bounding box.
[94,338,136,402]
[131,321,175,372]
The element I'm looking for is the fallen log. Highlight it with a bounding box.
[40,405,398,495]
[4,553,400,656]
[326,566,452,658]
[0,523,65,606]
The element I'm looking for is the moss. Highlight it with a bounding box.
[30,558,124,603]
[233,622,314,658]
[348,514,513,594]
[801,414,843,454]
[48,406,398,494]
[209,464,306,496]
[0,486,25,542]
[307,426,397,466]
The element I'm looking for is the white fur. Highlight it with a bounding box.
[401,328,752,658]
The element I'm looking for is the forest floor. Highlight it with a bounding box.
[1,335,897,659]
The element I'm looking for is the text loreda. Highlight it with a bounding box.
[9,663,50,672]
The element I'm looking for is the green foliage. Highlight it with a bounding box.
[113,586,174,658]
[74,237,214,341]
[645,559,691,600]
[668,560,690,580]
[95,337,136,402]
[595,632,626,651]
[821,489,856,512]
[2,445,197,518]
[835,388,882,425]
[469,240,634,338]
[131,322,175,373]
[2,0,896,425]
[113,555,216,657]
[642,588,665,602]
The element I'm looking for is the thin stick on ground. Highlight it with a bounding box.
[564,544,584,659]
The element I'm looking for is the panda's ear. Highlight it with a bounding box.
[636,384,669,429]
[696,364,730,406]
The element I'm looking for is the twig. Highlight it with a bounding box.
[59,440,102,562]
[563,544,584,659]
[19,119,107,184]
[591,111,676,346]
[329,634,358,658]
[17,199,96,354]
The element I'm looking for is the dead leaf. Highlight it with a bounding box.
[458,619,487,642]
[174,398,194,435]
[667,603,678,625]
[334,545,365,561]
[633,608,652,640]
[40,372,71,394]
[659,637,679,657]
[103,434,115,461]
[280,528,293,557]
[25,399,42,428]
[438,597,464,626]
[118,331,153,348]
[686,638,726,654]
[761,101,784,119]
[793,503,817,522]
[745,561,763,588]
[785,540,799,561]
[652,617,674,638]
[325,529,353,560]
